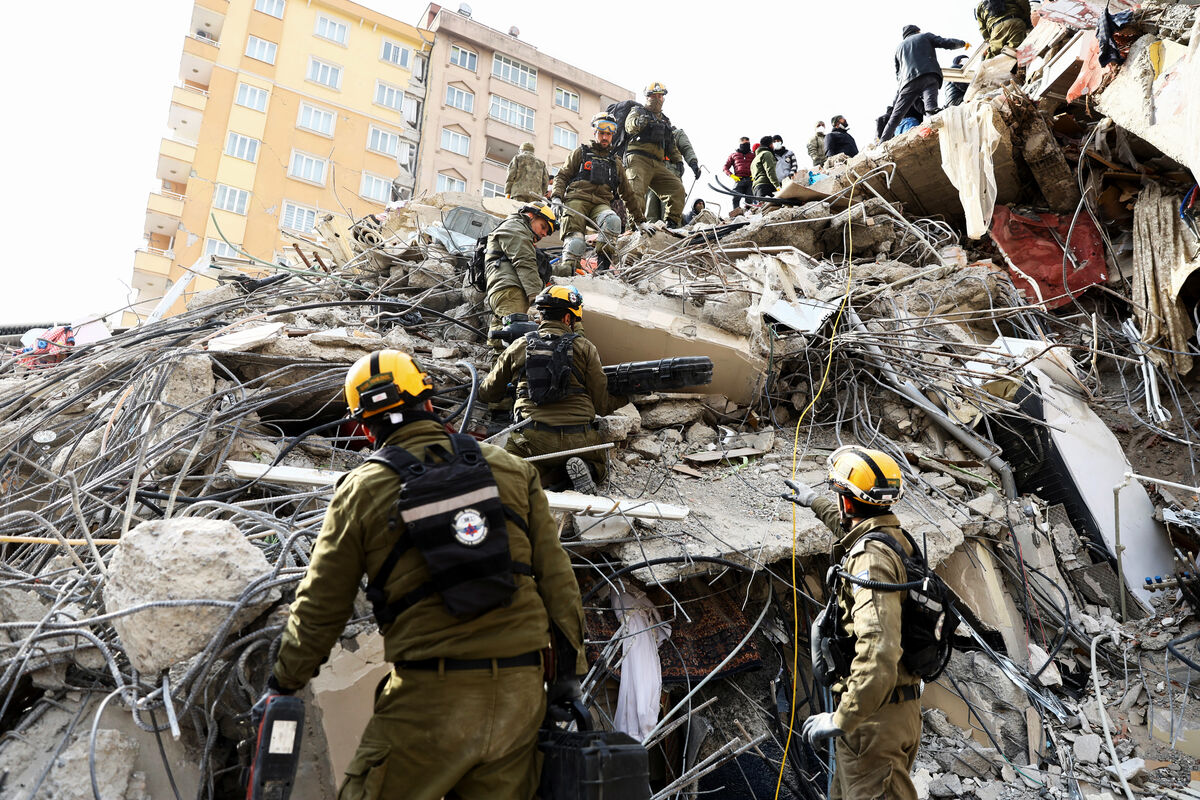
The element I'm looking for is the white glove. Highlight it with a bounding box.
[637,223,657,236]
[784,480,818,507]
[802,712,844,743]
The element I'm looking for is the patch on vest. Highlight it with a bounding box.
[852,569,870,595]
[453,508,489,547]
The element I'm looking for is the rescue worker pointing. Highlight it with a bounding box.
[551,113,645,273]
[624,82,687,228]
[264,350,586,800]
[790,447,923,800]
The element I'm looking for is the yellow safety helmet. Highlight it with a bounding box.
[592,112,618,134]
[344,350,433,419]
[827,446,904,507]
[521,203,558,234]
[644,81,668,96]
[534,285,583,320]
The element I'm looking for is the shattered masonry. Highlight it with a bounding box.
[2,3,1200,799]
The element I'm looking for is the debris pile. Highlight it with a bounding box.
[2,4,1200,798]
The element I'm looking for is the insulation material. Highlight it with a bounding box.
[611,589,670,741]
[939,103,1001,239]
[1131,182,1196,376]
[1036,0,1138,31]
[989,205,1108,309]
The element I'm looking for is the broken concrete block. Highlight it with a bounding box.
[37,728,140,800]
[912,767,933,800]
[685,422,717,446]
[927,772,963,798]
[629,436,663,460]
[186,282,243,312]
[966,492,1001,518]
[104,518,279,674]
[639,400,705,430]
[934,745,999,778]
[1106,757,1144,783]
[598,413,638,442]
[572,514,633,543]
[151,353,216,474]
[1074,732,1102,764]
[975,780,1003,800]
[1028,643,1062,688]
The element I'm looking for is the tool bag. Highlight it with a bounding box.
[539,701,651,800]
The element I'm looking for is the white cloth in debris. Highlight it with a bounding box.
[611,588,671,741]
[938,102,1001,239]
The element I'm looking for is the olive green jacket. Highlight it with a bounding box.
[810,496,920,735]
[484,213,543,300]
[552,141,644,222]
[477,320,627,426]
[506,151,550,202]
[975,0,1032,45]
[807,132,827,167]
[625,105,681,163]
[671,128,697,167]
[751,148,781,191]
[273,420,587,689]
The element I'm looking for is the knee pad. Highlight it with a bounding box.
[563,235,587,260]
[597,211,622,237]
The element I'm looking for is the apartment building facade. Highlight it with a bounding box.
[415,4,634,201]
[129,0,428,325]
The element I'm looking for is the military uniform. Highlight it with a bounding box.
[477,320,626,489]
[506,143,550,203]
[273,419,586,800]
[976,0,1032,56]
[625,105,685,226]
[484,212,545,349]
[647,128,698,223]
[552,141,644,273]
[810,496,923,800]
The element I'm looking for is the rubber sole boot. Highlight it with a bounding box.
[565,457,596,495]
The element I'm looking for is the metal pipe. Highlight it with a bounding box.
[524,442,614,462]
[1113,473,1132,622]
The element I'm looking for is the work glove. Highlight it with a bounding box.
[636,223,658,236]
[546,677,583,722]
[783,479,818,507]
[689,160,701,180]
[550,196,564,214]
[801,712,844,744]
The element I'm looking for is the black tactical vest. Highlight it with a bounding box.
[571,145,619,192]
[520,332,585,405]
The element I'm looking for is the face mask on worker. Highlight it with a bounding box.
[774,142,784,152]
[737,142,751,154]
[646,94,664,113]
[835,121,848,131]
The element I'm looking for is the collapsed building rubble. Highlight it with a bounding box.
[3,4,1200,798]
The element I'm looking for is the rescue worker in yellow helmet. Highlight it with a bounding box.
[265,350,586,800]
[552,112,646,273]
[478,285,627,493]
[483,203,558,351]
[624,82,688,228]
[787,446,923,800]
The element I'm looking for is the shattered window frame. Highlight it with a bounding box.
[224,132,260,163]
[235,83,268,112]
[288,150,327,186]
[297,103,335,137]
[245,36,277,65]
[212,184,250,216]
[489,94,535,133]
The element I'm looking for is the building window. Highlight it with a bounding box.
[402,94,422,127]
[445,85,474,113]
[375,81,403,111]
[254,0,284,18]
[489,95,535,132]
[441,128,470,157]
[361,173,392,203]
[555,87,580,112]
[314,15,348,45]
[297,103,335,136]
[381,40,410,68]
[213,184,250,215]
[413,53,428,82]
[449,45,477,71]
[307,58,342,90]
[398,141,415,173]
[289,151,327,185]
[367,126,400,157]
[553,125,578,150]
[245,36,277,64]
[482,180,504,199]
[235,83,268,111]
[437,173,467,193]
[493,53,537,92]
[225,132,260,162]
[281,201,317,232]
[205,238,241,258]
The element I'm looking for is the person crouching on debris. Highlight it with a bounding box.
[484,203,559,352]
[789,447,924,800]
[478,286,627,494]
[262,349,586,800]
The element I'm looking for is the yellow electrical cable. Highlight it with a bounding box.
[773,180,859,800]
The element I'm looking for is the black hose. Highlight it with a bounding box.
[263,300,487,338]
[579,556,767,604]
[450,360,478,431]
[1167,630,1200,673]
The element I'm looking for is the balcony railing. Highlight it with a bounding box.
[190,32,219,47]
[176,82,209,98]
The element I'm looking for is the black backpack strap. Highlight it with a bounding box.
[556,334,587,394]
[364,446,429,621]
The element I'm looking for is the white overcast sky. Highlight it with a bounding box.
[1,0,977,326]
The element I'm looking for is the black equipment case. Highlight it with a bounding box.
[539,701,651,800]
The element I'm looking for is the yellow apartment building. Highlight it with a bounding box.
[128,0,428,325]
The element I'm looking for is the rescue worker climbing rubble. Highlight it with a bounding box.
[975,0,1033,57]
[483,204,558,351]
[647,127,701,223]
[624,82,687,228]
[264,349,586,800]
[551,113,645,273]
[789,447,923,800]
[506,142,550,203]
[478,286,627,494]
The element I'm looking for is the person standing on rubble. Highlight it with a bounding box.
[942,54,971,107]
[807,122,827,169]
[263,349,587,800]
[724,136,755,209]
[880,25,970,142]
[483,204,559,351]
[975,0,1032,57]
[772,135,799,184]
[825,116,859,160]
[624,82,690,227]
[506,142,550,203]
[790,447,923,800]
[751,136,782,198]
[551,112,645,273]
[647,127,701,223]
[478,286,626,494]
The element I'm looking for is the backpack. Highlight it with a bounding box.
[521,332,585,405]
[467,240,552,293]
[811,528,958,687]
[606,99,640,157]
